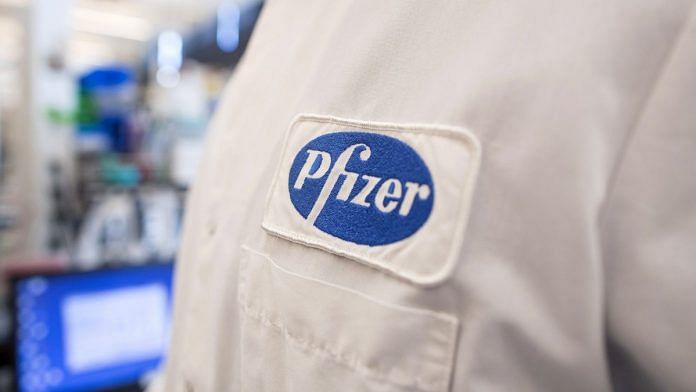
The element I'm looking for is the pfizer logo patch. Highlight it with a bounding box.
[263,114,481,286]
[288,132,434,246]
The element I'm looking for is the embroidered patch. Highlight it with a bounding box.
[263,114,481,286]
[288,132,434,246]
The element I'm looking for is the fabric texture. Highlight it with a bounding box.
[158,1,696,391]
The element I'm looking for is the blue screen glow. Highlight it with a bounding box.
[15,263,175,392]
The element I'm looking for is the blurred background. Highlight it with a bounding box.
[0,0,263,390]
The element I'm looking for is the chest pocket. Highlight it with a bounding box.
[237,244,459,392]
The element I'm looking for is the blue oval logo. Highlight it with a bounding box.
[288,131,434,246]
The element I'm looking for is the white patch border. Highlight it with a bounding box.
[262,113,481,286]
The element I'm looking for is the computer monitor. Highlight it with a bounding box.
[12,263,175,392]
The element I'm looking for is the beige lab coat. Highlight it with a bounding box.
[159,1,696,391]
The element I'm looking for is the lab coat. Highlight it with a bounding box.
[159,1,696,391]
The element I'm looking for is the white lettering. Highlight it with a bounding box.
[374,178,402,213]
[399,182,431,216]
[336,172,359,201]
[293,150,331,190]
[350,175,380,207]
[306,144,371,224]
[295,144,432,221]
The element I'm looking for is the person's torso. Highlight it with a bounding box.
[163,1,694,391]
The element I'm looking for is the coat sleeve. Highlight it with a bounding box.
[601,6,696,391]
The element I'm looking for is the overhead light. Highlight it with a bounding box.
[216,1,240,53]
[157,30,183,70]
[156,30,183,88]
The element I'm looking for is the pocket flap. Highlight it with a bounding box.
[238,245,459,391]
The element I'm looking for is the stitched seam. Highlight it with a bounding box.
[242,245,459,323]
[263,221,457,287]
[238,301,443,392]
[598,4,696,226]
[264,222,423,282]
[295,114,479,145]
